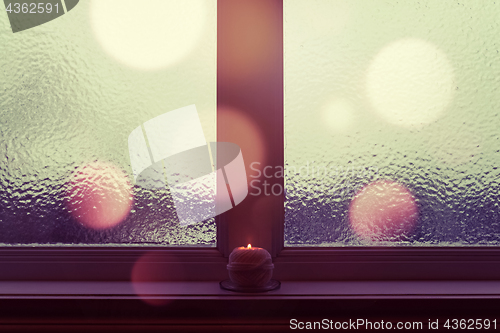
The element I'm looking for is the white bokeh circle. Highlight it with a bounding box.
[322,97,355,133]
[90,0,207,70]
[366,38,454,128]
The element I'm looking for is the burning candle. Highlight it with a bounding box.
[227,244,274,287]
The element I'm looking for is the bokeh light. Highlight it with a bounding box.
[366,38,454,128]
[90,0,207,70]
[322,97,356,133]
[65,161,133,230]
[218,106,266,180]
[349,180,418,242]
[131,252,185,306]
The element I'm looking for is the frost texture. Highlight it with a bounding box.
[284,0,500,246]
[0,2,216,246]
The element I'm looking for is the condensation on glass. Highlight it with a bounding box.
[284,0,500,246]
[0,1,216,246]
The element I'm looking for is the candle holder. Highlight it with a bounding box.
[220,245,280,292]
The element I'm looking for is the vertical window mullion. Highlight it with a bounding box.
[217,0,284,256]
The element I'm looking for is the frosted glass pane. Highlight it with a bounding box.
[0,1,216,246]
[284,0,500,246]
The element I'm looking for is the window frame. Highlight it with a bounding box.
[268,0,500,282]
[1,0,499,284]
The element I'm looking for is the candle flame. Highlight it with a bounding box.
[247,244,252,249]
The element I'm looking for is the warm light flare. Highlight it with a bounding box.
[131,252,186,307]
[349,180,419,242]
[218,106,266,179]
[247,244,252,249]
[90,0,208,70]
[218,0,280,82]
[65,161,133,230]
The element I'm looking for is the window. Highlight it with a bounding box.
[220,0,500,281]
[274,0,500,280]
[284,0,500,248]
[2,0,500,284]
[0,0,282,283]
[1,0,217,246]
[0,0,228,281]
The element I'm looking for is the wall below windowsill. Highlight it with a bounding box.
[0,280,500,299]
[0,282,499,332]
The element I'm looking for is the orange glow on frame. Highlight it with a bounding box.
[218,106,266,180]
[218,0,281,82]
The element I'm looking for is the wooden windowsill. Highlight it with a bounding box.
[0,280,499,299]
